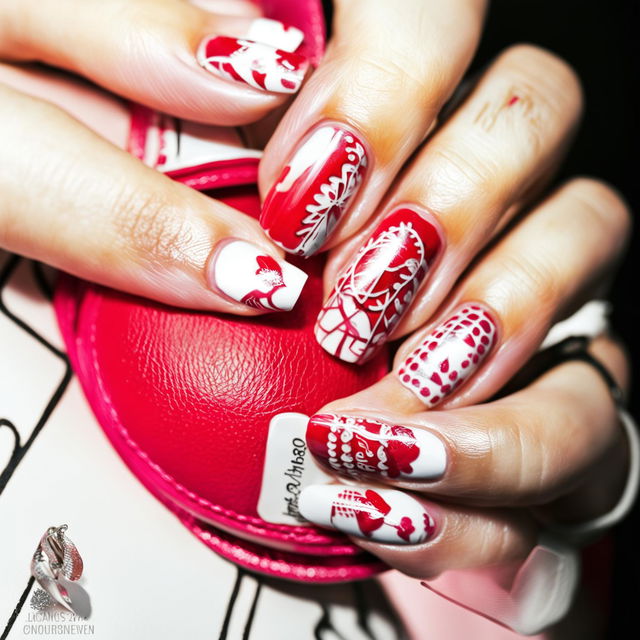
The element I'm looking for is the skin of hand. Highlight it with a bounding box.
[0,0,322,315]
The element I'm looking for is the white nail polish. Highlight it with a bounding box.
[197,35,308,94]
[246,18,305,52]
[398,303,498,407]
[299,485,435,545]
[211,240,307,311]
[306,414,448,481]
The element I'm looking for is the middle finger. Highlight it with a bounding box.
[317,44,583,364]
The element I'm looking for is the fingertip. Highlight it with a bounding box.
[207,238,308,312]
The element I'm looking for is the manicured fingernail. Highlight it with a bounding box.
[315,207,442,363]
[307,414,447,481]
[398,303,498,407]
[298,485,435,545]
[209,240,307,311]
[197,36,308,94]
[260,124,369,256]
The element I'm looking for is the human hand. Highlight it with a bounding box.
[298,176,631,581]
[282,8,634,583]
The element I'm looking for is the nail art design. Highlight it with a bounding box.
[315,208,441,363]
[299,485,435,545]
[260,125,369,257]
[307,414,447,480]
[197,36,308,94]
[211,240,307,311]
[398,304,498,407]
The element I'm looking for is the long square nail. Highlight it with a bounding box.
[209,240,307,311]
[260,124,369,256]
[315,207,441,363]
[299,485,435,545]
[197,36,308,93]
[307,413,447,481]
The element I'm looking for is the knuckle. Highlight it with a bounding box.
[501,43,582,93]
[494,252,562,318]
[426,145,499,212]
[487,405,548,503]
[347,51,441,106]
[110,187,191,263]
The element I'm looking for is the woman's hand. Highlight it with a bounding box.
[259,0,487,259]
[290,6,634,578]
[0,0,489,319]
[298,176,631,578]
[0,0,313,313]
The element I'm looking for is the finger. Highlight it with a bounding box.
[317,178,631,411]
[0,0,310,125]
[258,0,487,256]
[0,83,307,312]
[305,335,628,509]
[0,61,132,149]
[538,335,632,524]
[299,484,537,578]
[396,178,630,410]
[316,44,584,363]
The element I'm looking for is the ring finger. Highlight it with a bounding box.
[298,334,629,580]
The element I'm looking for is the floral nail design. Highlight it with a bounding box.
[306,414,447,480]
[298,485,435,545]
[315,208,442,363]
[260,125,369,256]
[398,304,498,406]
[210,240,307,311]
[197,36,308,94]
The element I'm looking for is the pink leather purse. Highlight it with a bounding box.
[54,0,391,584]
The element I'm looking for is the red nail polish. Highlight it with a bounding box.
[315,207,441,363]
[197,36,308,94]
[209,240,307,311]
[299,485,435,545]
[398,304,498,407]
[260,124,369,256]
[307,414,447,480]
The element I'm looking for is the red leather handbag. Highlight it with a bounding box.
[54,0,390,583]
